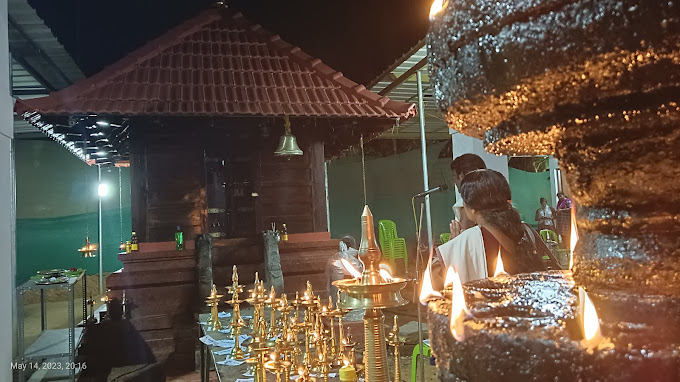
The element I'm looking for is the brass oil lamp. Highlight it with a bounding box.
[333,205,408,382]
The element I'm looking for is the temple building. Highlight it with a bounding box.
[13,6,415,375]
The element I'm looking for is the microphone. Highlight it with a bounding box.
[414,184,448,198]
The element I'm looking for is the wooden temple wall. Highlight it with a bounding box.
[257,138,328,234]
[129,124,206,243]
[119,121,336,372]
[129,121,328,243]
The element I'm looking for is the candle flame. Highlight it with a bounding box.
[429,0,444,20]
[444,266,456,287]
[340,259,362,279]
[569,207,578,269]
[419,257,442,305]
[448,268,468,341]
[579,287,601,341]
[493,249,506,277]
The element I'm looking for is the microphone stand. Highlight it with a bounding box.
[414,201,426,382]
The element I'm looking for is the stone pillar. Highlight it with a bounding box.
[262,230,284,294]
[196,234,213,304]
[0,0,15,378]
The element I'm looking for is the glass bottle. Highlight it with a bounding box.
[281,223,288,242]
[175,226,184,250]
[131,231,138,251]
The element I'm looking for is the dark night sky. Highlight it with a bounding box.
[27,0,431,85]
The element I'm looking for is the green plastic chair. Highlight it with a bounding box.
[539,229,559,243]
[440,233,450,244]
[378,220,408,270]
[540,229,570,269]
[411,339,432,382]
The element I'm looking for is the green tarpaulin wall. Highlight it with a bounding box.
[507,167,552,229]
[15,140,130,283]
[328,144,553,269]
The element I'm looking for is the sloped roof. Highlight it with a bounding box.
[15,8,415,120]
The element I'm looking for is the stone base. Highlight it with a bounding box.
[107,242,197,373]
[427,272,680,381]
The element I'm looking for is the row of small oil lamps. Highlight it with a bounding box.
[419,206,603,349]
[206,266,400,382]
[205,265,402,382]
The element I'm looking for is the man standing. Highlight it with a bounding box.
[449,154,487,238]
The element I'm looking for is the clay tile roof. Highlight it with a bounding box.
[15,8,416,121]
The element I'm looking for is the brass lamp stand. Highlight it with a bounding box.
[334,206,408,382]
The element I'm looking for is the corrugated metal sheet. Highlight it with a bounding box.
[369,44,451,140]
[8,0,84,86]
[9,0,85,137]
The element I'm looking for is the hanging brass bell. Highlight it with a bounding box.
[274,116,303,156]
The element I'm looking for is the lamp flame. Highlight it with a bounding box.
[578,287,602,347]
[429,0,444,20]
[493,249,506,277]
[340,258,362,279]
[444,266,456,287]
[569,207,578,270]
[419,257,442,305]
[379,266,394,283]
[448,268,468,341]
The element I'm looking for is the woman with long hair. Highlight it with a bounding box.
[435,169,554,282]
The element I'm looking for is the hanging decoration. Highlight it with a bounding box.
[78,167,97,257]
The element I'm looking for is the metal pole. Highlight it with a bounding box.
[98,165,103,293]
[416,71,434,258]
[415,203,426,382]
[416,70,432,382]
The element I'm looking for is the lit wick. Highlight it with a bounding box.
[429,0,445,20]
[340,258,362,280]
[419,256,442,304]
[493,249,507,277]
[444,266,456,287]
[449,268,468,341]
[569,206,578,270]
[578,287,602,349]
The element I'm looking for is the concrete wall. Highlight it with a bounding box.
[451,133,509,202]
[14,140,130,282]
[1,0,15,376]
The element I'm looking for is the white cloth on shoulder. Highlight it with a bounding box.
[436,225,488,283]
